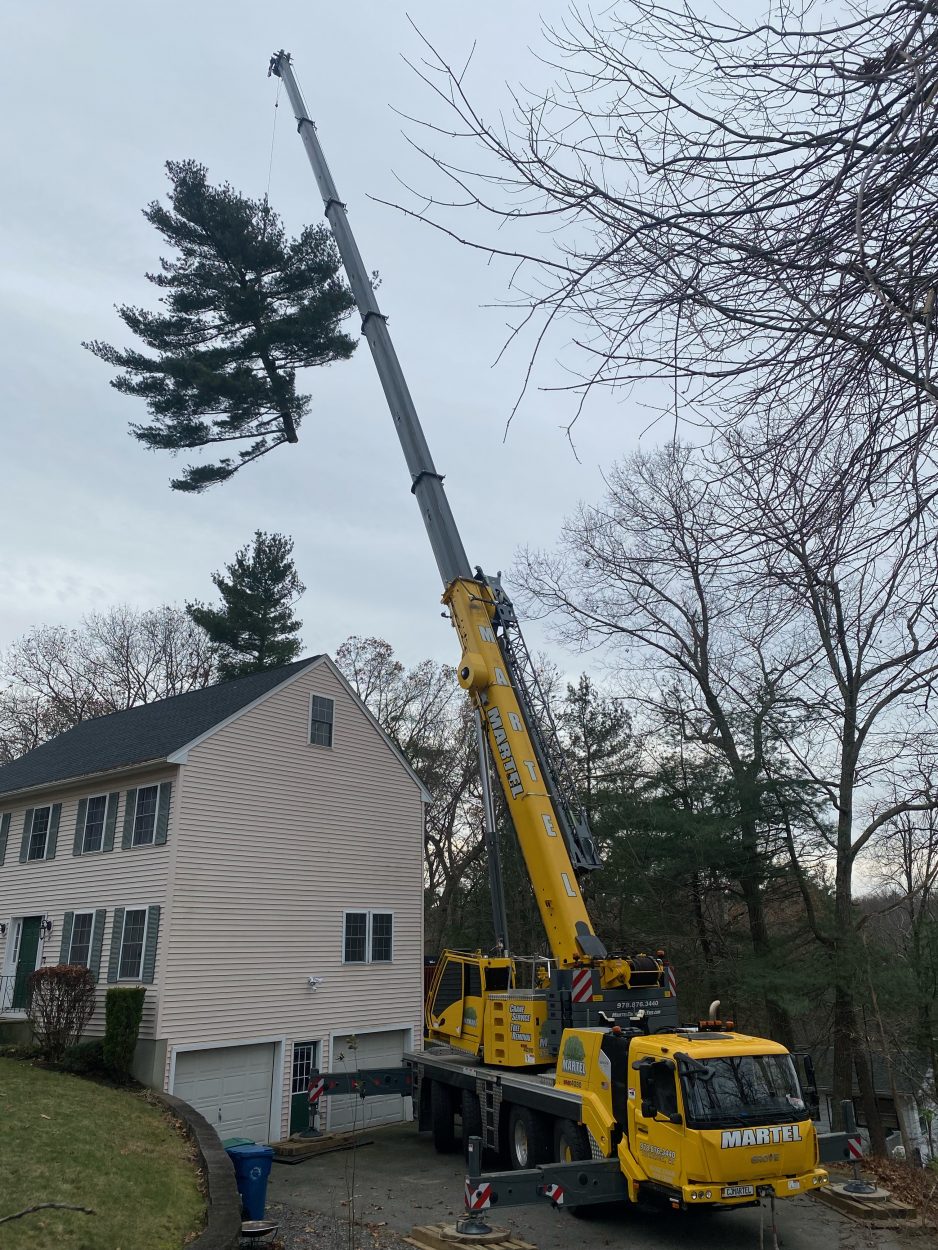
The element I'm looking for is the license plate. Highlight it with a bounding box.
[722,1185,755,1199]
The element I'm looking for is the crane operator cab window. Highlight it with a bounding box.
[638,1058,680,1121]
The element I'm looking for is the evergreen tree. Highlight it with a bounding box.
[187,532,305,678]
[84,160,356,491]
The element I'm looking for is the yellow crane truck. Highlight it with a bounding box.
[270,50,849,1221]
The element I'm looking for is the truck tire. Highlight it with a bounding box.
[461,1089,483,1159]
[507,1105,550,1170]
[554,1118,591,1163]
[430,1080,458,1153]
[554,1120,594,1218]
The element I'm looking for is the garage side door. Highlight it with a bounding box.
[328,1030,407,1133]
[174,1042,276,1143]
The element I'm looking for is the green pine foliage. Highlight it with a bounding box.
[187,531,305,679]
[84,159,356,491]
[103,986,146,1082]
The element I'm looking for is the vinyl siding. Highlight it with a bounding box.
[0,766,177,1038]
[161,660,425,1139]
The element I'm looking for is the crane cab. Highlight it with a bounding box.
[425,950,551,1066]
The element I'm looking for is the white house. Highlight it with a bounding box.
[0,656,427,1142]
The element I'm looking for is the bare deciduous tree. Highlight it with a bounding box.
[398,1,937,508]
[517,444,807,1047]
[0,605,217,761]
[520,437,938,1148]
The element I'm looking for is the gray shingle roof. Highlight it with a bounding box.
[0,657,320,798]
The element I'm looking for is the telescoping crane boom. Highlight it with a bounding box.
[269,51,844,1218]
[267,51,658,1026]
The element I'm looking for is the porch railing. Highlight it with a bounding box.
[0,974,26,1014]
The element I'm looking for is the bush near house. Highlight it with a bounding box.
[102,986,145,1082]
[27,965,96,1063]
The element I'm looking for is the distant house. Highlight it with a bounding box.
[0,656,427,1142]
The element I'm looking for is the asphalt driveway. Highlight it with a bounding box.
[268,1120,923,1250]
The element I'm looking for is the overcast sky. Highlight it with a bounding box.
[1,2,646,676]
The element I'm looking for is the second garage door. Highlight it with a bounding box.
[327,1030,408,1133]
[173,1042,276,1142]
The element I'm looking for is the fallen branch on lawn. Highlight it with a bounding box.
[0,1203,95,1225]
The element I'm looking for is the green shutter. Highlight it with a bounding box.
[59,912,74,963]
[121,790,137,850]
[90,910,106,980]
[19,809,34,862]
[0,812,9,865]
[155,782,172,846]
[142,905,161,983]
[107,908,125,983]
[46,803,61,860]
[103,792,119,852]
[73,799,88,856]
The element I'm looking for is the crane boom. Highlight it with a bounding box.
[269,50,632,974]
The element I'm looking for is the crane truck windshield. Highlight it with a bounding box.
[679,1053,806,1128]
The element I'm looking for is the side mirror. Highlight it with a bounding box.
[641,1099,656,1118]
[668,1112,683,1125]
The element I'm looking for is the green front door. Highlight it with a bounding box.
[12,917,42,1010]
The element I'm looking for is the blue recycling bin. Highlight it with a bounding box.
[225,1143,274,1219]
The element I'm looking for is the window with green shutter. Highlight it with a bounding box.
[81,795,109,854]
[0,812,9,866]
[22,804,60,861]
[118,909,147,979]
[27,806,51,860]
[67,912,95,967]
[123,783,171,849]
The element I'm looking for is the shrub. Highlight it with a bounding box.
[0,1043,41,1061]
[103,986,146,1081]
[59,1038,107,1076]
[27,964,97,1063]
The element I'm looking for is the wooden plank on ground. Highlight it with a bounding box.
[815,1186,920,1228]
[405,1222,537,1250]
[271,1133,374,1163]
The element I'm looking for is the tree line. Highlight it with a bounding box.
[0,530,305,762]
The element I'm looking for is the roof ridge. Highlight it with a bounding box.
[0,655,321,798]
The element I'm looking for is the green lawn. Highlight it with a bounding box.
[0,1058,205,1250]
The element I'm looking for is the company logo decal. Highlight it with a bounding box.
[561,1035,586,1076]
[721,1126,802,1149]
[485,707,525,798]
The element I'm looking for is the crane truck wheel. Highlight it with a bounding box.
[430,1080,458,1153]
[554,1120,595,1218]
[507,1105,550,1170]
[554,1118,591,1163]
[461,1089,483,1160]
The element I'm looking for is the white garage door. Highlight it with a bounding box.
[328,1030,408,1133]
[174,1042,276,1142]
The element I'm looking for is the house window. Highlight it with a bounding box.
[291,1041,320,1095]
[118,908,148,980]
[371,913,393,962]
[68,912,95,967]
[82,795,108,853]
[310,695,334,748]
[132,786,159,846]
[343,911,393,964]
[27,806,51,860]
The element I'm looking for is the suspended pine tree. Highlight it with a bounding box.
[84,159,356,491]
[187,531,305,678]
